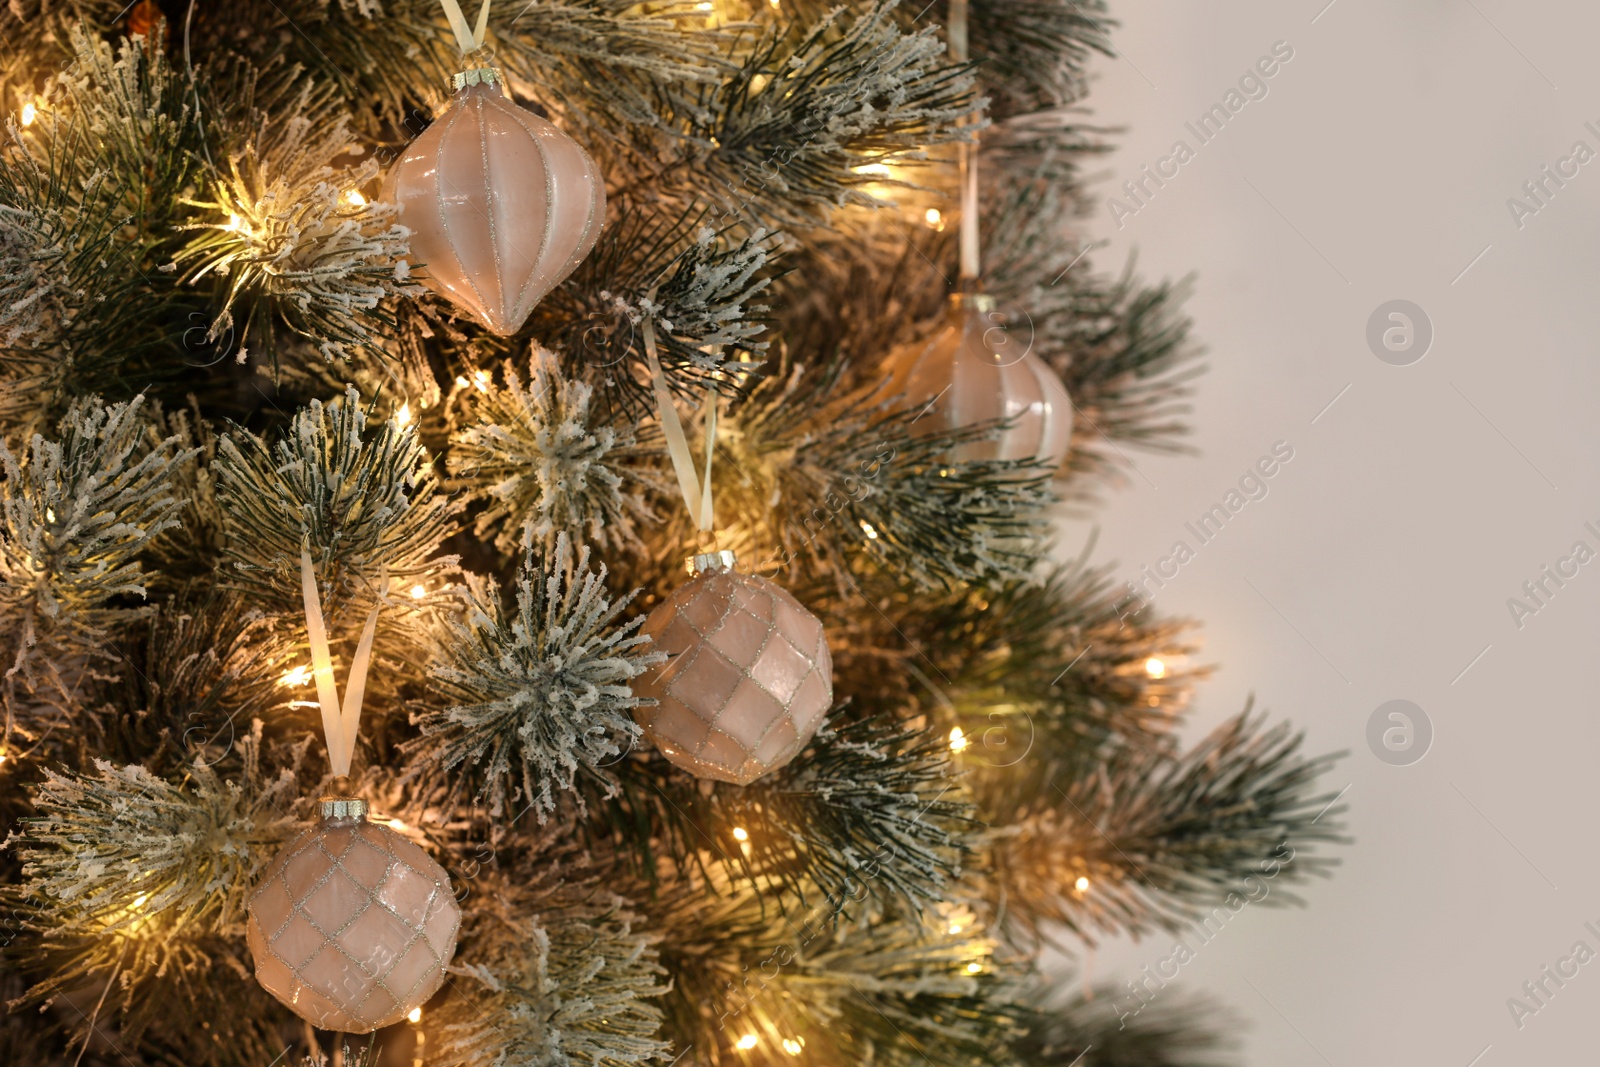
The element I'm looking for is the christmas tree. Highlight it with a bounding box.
[0,2,1347,1064]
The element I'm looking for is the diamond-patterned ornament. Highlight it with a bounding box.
[247,797,460,1033]
[635,552,833,784]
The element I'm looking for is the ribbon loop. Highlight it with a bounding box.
[438,0,493,55]
[300,545,382,778]
[642,305,718,534]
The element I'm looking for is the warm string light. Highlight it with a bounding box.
[924,207,944,230]
[20,101,37,126]
[395,401,412,428]
[731,826,749,842]
[966,961,983,974]
[1075,875,1090,892]
[736,1034,758,1050]
[781,1037,804,1055]
[948,726,969,753]
[279,664,314,688]
[409,584,427,600]
[859,520,879,540]
[1145,656,1167,678]
[407,1006,422,1023]
[345,189,368,208]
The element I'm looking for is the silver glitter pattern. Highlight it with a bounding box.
[246,814,461,1033]
[635,568,833,785]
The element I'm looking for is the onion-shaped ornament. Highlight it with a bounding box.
[886,291,1074,467]
[246,797,461,1033]
[382,68,605,335]
[635,552,833,785]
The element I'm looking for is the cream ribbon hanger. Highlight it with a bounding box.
[300,545,382,778]
[642,293,717,533]
[438,0,493,54]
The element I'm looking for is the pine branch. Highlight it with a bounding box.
[449,349,661,556]
[0,394,193,737]
[655,871,1018,1067]
[214,386,460,622]
[705,355,1057,591]
[435,850,670,1067]
[3,724,300,1046]
[1014,977,1236,1067]
[410,534,662,822]
[989,709,1348,946]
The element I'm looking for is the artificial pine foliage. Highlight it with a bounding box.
[0,2,1345,1065]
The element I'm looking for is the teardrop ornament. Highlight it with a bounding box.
[382,72,605,335]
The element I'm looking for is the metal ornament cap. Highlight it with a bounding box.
[885,291,1074,467]
[381,79,605,335]
[635,561,832,785]
[246,799,460,1033]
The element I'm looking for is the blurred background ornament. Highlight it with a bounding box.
[883,0,1074,470]
[634,551,832,785]
[886,291,1073,465]
[246,796,460,1033]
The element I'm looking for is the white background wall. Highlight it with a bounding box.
[1061,1,1600,1063]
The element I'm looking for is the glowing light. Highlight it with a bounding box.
[410,584,427,600]
[388,818,409,831]
[346,189,368,207]
[732,827,749,842]
[1145,657,1166,678]
[131,893,148,909]
[1075,875,1090,892]
[736,1035,758,1050]
[45,508,55,522]
[279,664,314,688]
[948,922,963,935]
[695,1,713,8]
[924,208,943,228]
[407,1006,423,1023]
[860,520,879,540]
[782,1038,804,1055]
[473,369,490,392]
[948,726,968,753]
[226,213,245,232]
[20,102,36,126]
[455,375,470,388]
[966,962,983,974]
[396,402,412,428]
[854,163,892,177]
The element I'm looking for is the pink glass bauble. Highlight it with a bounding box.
[381,71,605,335]
[247,797,460,1033]
[887,292,1073,467]
[635,552,833,785]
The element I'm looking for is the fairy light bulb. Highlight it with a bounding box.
[925,207,943,228]
[948,726,969,753]
[782,1038,803,1055]
[1145,657,1166,678]
[736,1035,758,1050]
[732,826,749,842]
[20,101,36,126]
[407,1006,422,1023]
[860,520,879,540]
[1075,875,1090,892]
[279,664,314,688]
[388,818,409,832]
[395,402,412,428]
[966,962,983,974]
[346,189,368,207]
[410,584,427,600]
